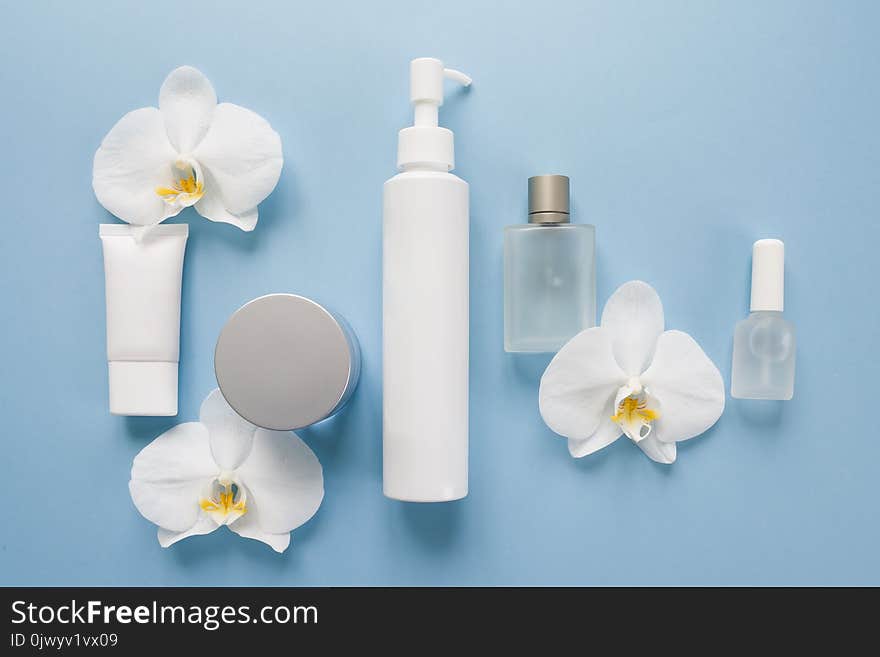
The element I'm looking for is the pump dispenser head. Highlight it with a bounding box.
[397,57,471,171]
[750,238,785,312]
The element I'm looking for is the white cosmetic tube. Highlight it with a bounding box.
[99,224,188,416]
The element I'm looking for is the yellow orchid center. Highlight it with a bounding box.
[611,395,660,442]
[199,482,247,526]
[156,161,204,206]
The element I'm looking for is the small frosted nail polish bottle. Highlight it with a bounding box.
[731,239,796,400]
[504,175,596,353]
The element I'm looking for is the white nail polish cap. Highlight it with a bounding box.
[750,238,785,312]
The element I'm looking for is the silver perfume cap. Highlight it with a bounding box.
[528,175,570,224]
[214,293,360,431]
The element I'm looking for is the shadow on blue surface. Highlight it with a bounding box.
[398,501,463,552]
[507,352,553,382]
[125,416,178,444]
[732,399,784,428]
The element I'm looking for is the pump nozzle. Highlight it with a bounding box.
[443,68,472,87]
[398,57,472,171]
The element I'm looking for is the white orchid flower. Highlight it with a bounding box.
[539,280,725,464]
[129,389,323,553]
[93,66,282,237]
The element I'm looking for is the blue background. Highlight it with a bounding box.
[1,0,878,586]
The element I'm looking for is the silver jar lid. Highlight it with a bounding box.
[214,293,360,431]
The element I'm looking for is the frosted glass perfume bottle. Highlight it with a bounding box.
[504,175,596,352]
[731,239,796,400]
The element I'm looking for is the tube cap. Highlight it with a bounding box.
[750,239,785,312]
[108,361,178,416]
[528,175,570,224]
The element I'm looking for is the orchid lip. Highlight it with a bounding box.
[156,158,204,207]
[611,384,660,444]
[200,480,247,526]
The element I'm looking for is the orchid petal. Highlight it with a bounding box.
[228,491,291,553]
[199,388,256,471]
[236,430,323,534]
[539,327,626,441]
[129,422,218,532]
[567,397,622,457]
[93,107,180,226]
[157,513,218,548]
[192,102,283,216]
[641,330,725,443]
[600,281,665,376]
[636,434,677,464]
[130,225,157,243]
[194,167,259,231]
[159,66,217,154]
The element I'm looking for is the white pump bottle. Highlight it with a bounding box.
[383,57,472,502]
